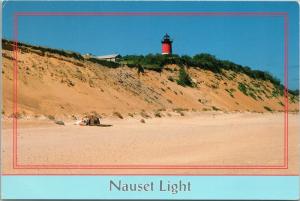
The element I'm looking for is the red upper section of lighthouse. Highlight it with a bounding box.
[161,33,173,55]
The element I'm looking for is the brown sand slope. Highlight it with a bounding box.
[2,40,299,119]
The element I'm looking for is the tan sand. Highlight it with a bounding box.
[2,112,298,175]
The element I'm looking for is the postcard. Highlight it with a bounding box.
[1,0,299,200]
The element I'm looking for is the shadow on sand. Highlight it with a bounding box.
[98,124,113,127]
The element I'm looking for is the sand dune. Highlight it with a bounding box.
[2,40,299,120]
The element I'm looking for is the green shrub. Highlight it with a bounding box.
[87,58,120,68]
[140,110,151,118]
[225,89,234,98]
[212,106,221,111]
[113,112,123,119]
[249,92,257,100]
[173,108,188,116]
[154,111,162,118]
[47,115,55,120]
[173,108,189,112]
[3,39,84,61]
[238,83,248,95]
[55,120,65,125]
[290,95,298,103]
[264,106,273,112]
[272,87,283,98]
[168,76,175,82]
[211,84,219,89]
[128,113,134,117]
[192,53,221,73]
[289,89,299,96]
[143,64,163,72]
[176,67,193,87]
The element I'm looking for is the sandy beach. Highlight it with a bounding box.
[2,112,298,175]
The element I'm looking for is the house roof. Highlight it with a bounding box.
[96,54,120,59]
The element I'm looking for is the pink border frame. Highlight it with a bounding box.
[11,12,290,173]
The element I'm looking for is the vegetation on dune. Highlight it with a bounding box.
[212,106,221,111]
[176,67,194,87]
[122,54,168,72]
[238,82,263,100]
[3,39,84,61]
[289,95,298,103]
[225,88,235,98]
[55,120,65,125]
[3,39,119,68]
[288,89,299,96]
[47,115,55,120]
[113,111,123,119]
[271,86,284,98]
[87,57,120,68]
[168,76,175,82]
[140,110,151,118]
[128,113,134,117]
[121,53,283,88]
[173,108,188,116]
[3,39,298,97]
[264,106,273,112]
[238,82,248,96]
[154,111,162,118]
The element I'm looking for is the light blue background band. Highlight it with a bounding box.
[1,176,299,200]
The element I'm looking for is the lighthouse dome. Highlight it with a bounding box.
[162,33,173,43]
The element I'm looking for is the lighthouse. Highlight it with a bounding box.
[161,33,173,55]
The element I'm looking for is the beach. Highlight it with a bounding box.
[2,112,298,175]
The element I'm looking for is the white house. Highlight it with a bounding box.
[96,54,121,62]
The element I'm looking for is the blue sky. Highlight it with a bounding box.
[2,1,299,89]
